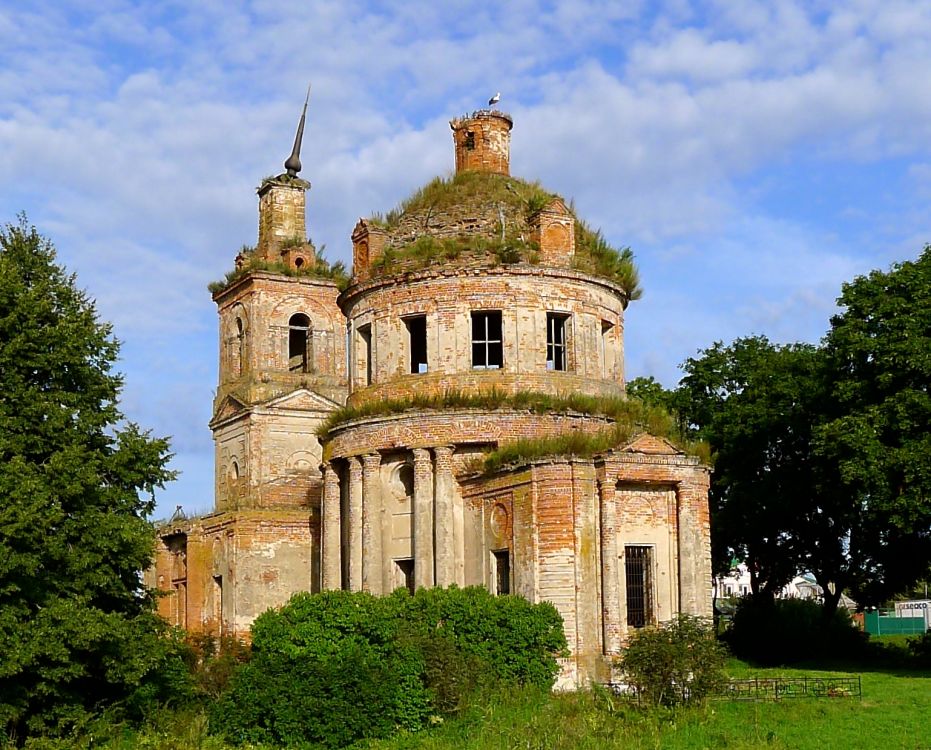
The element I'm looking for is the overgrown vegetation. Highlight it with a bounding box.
[619,615,728,707]
[318,389,709,467]
[723,598,868,665]
[366,171,641,299]
[209,587,567,748]
[207,248,350,295]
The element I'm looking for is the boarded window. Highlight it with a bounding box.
[405,315,427,374]
[625,545,654,628]
[546,313,569,371]
[493,549,511,595]
[289,313,311,373]
[471,311,503,370]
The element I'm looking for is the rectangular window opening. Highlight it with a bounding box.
[601,319,615,379]
[471,311,503,370]
[493,549,511,595]
[546,313,569,371]
[395,558,415,595]
[212,575,223,636]
[625,545,654,629]
[405,315,428,374]
[357,324,372,386]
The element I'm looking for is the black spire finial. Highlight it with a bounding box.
[284,84,311,177]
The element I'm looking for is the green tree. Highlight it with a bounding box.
[816,246,931,608]
[0,217,176,739]
[676,337,826,594]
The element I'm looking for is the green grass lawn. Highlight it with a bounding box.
[364,660,931,750]
[16,656,931,750]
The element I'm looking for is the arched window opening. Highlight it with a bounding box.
[289,313,312,373]
[234,317,244,376]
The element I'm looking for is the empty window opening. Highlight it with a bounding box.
[294,256,304,268]
[472,311,503,370]
[601,320,615,378]
[405,315,428,374]
[493,549,511,595]
[625,545,654,629]
[234,317,245,376]
[229,460,239,482]
[464,131,475,150]
[357,323,372,386]
[396,558,415,595]
[212,575,223,635]
[546,313,569,371]
[289,313,311,373]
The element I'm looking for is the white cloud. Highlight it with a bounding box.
[2,0,931,515]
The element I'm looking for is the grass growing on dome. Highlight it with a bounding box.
[368,233,537,275]
[573,221,643,301]
[316,389,709,463]
[364,171,642,299]
[371,171,557,230]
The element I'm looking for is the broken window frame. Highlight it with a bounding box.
[546,312,570,371]
[404,314,428,374]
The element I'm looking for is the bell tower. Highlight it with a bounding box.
[209,90,347,514]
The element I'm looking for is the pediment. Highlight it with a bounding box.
[264,388,340,413]
[621,433,684,455]
[212,395,247,423]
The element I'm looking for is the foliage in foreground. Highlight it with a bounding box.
[0,217,178,741]
[619,615,728,707]
[723,597,867,666]
[210,587,567,748]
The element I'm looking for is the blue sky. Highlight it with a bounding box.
[2,0,929,517]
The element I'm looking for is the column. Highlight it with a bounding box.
[433,446,455,587]
[348,456,363,591]
[677,474,713,617]
[412,448,435,589]
[321,463,342,590]
[599,478,621,654]
[361,453,383,594]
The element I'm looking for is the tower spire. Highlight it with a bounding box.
[284,84,311,177]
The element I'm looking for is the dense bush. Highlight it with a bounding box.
[906,629,931,667]
[724,597,867,665]
[619,615,728,707]
[210,587,567,748]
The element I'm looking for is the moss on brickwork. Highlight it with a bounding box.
[209,251,350,294]
[317,389,708,462]
[365,171,641,299]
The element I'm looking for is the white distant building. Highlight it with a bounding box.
[714,564,822,601]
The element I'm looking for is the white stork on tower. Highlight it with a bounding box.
[488,92,501,107]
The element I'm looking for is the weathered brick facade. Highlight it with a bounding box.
[148,109,712,687]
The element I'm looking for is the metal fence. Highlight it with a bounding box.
[719,676,862,701]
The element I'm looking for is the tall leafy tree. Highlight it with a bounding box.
[0,218,176,738]
[816,246,931,608]
[676,337,826,598]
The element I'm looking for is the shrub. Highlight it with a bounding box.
[619,615,728,707]
[209,587,567,747]
[400,586,568,688]
[906,629,931,667]
[723,597,867,665]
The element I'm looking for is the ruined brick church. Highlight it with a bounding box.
[149,103,712,685]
